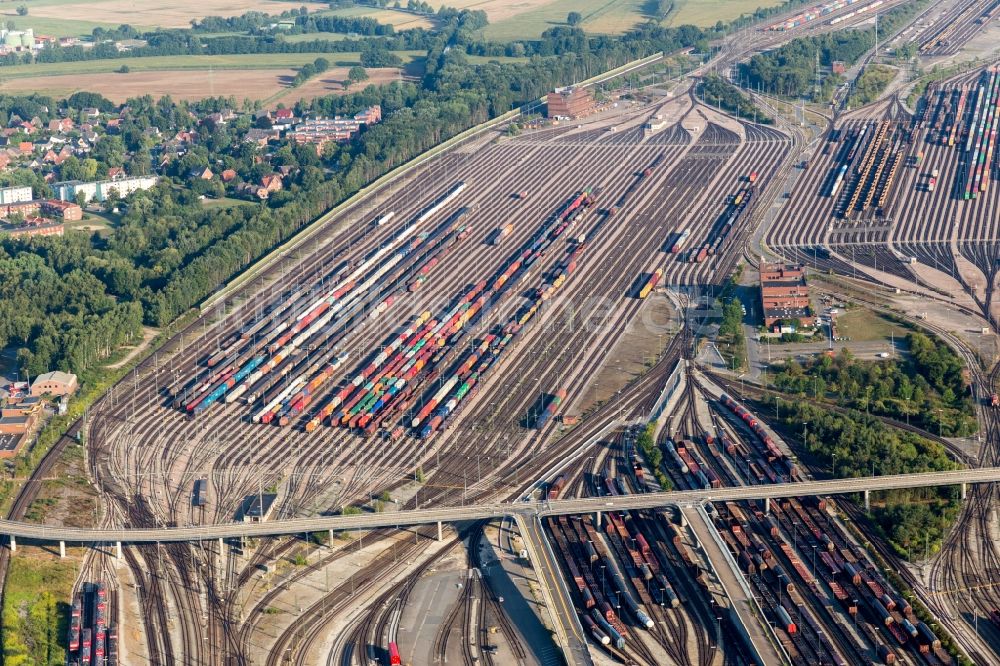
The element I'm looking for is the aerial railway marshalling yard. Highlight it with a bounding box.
[767,65,1000,313]
[22,0,1000,662]
[74,90,788,664]
[92,92,788,530]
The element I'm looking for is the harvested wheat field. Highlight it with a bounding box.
[275,68,405,105]
[0,67,404,104]
[30,0,303,28]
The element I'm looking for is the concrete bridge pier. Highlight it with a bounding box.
[8,535,14,552]
[595,511,602,527]
[116,541,122,560]
[59,541,66,558]
[764,497,770,515]
[437,521,443,542]
[329,529,334,547]
[961,482,967,499]
[864,489,870,511]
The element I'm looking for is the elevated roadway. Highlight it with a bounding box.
[2,467,998,545]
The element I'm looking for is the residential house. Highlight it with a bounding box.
[189,166,214,180]
[250,174,283,199]
[47,118,73,133]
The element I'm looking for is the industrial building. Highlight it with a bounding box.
[759,263,815,332]
[546,87,595,119]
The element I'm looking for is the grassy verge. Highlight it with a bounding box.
[1,552,77,665]
[636,423,672,490]
[700,74,772,124]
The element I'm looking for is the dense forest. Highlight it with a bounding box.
[771,334,977,436]
[770,397,960,559]
[1,11,710,378]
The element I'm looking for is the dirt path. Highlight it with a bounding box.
[106,327,158,370]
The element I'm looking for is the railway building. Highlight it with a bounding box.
[760,263,815,332]
[241,493,277,522]
[546,87,595,119]
[31,370,78,397]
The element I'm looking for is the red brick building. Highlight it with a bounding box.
[0,220,64,238]
[546,87,595,119]
[760,263,815,331]
[41,199,83,220]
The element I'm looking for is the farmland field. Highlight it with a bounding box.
[0,64,406,104]
[0,51,420,78]
[319,6,436,30]
[665,0,787,26]
[415,0,790,38]
[480,0,650,39]
[27,0,305,29]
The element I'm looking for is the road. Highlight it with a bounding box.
[3,467,997,544]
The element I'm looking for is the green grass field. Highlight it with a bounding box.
[481,0,649,40]
[1,553,78,663]
[665,0,786,26]
[835,308,902,342]
[0,51,422,79]
[0,13,141,38]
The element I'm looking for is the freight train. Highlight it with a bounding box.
[692,185,757,263]
[768,0,880,30]
[174,181,470,419]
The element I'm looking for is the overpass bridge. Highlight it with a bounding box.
[3,467,998,548]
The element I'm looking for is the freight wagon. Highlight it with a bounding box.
[548,475,566,500]
[775,604,797,634]
[536,388,567,429]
